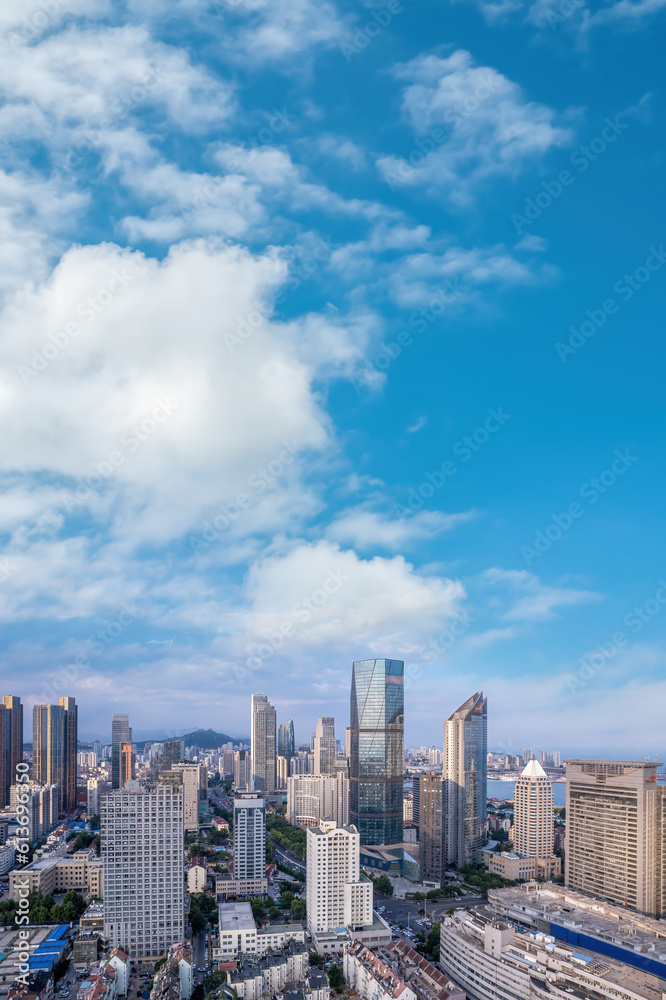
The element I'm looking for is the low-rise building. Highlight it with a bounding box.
[215,875,268,900]
[150,942,193,1000]
[345,941,463,1000]
[212,902,305,962]
[0,844,16,875]
[344,941,417,1000]
[187,857,207,895]
[8,971,54,1000]
[211,817,229,835]
[484,851,561,881]
[8,853,103,900]
[73,932,102,967]
[101,948,129,997]
[223,941,311,1000]
[76,965,117,1000]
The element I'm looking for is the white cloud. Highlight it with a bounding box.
[326,507,475,550]
[214,0,347,62]
[377,50,572,205]
[481,568,602,621]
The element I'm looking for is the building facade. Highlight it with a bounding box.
[419,774,443,882]
[251,694,277,794]
[443,691,487,867]
[286,774,349,828]
[150,740,184,781]
[313,717,336,776]
[234,750,252,791]
[306,821,373,936]
[33,698,77,815]
[1,696,23,810]
[513,759,555,858]
[111,715,131,790]
[11,781,59,840]
[349,659,404,846]
[278,720,295,766]
[101,774,185,959]
[565,758,666,917]
[233,791,267,895]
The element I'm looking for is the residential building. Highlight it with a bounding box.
[73,930,103,967]
[278,720,295,766]
[522,748,535,765]
[234,750,252,791]
[251,694,277,794]
[440,883,666,1000]
[10,782,58,840]
[402,798,413,826]
[427,748,442,767]
[170,762,204,832]
[33,698,78,815]
[286,774,349,828]
[344,942,416,1000]
[565,758,666,916]
[102,947,130,995]
[277,755,289,790]
[306,821,390,954]
[419,774,443,883]
[8,850,104,897]
[111,714,131,790]
[215,875,269,900]
[119,742,135,788]
[411,776,420,833]
[150,941,193,1000]
[101,774,185,959]
[233,791,267,896]
[8,970,54,1000]
[187,856,208,894]
[538,750,561,768]
[213,901,305,961]
[291,752,314,776]
[150,740,184,781]
[443,691,487,867]
[313,717,336,776]
[220,942,312,1000]
[0,843,15,874]
[220,750,235,777]
[346,941,463,1000]
[513,759,556,858]
[349,659,404,846]
[87,776,109,816]
[1,696,23,809]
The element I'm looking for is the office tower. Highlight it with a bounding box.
[412,775,420,833]
[513,760,554,857]
[306,821,372,936]
[1,697,22,808]
[538,750,561,768]
[220,749,234,777]
[149,740,184,780]
[234,749,252,790]
[251,693,276,794]
[10,782,58,840]
[278,720,295,764]
[33,700,76,815]
[522,748,535,765]
[170,763,202,832]
[59,697,78,813]
[119,743,135,788]
[345,727,351,759]
[349,658,404,846]
[428,747,442,767]
[419,773,444,882]
[101,773,185,959]
[291,751,313,775]
[233,791,266,884]
[287,774,349,827]
[314,716,336,776]
[111,714,132,790]
[277,756,288,790]
[92,740,101,758]
[443,691,487,867]
[565,759,666,917]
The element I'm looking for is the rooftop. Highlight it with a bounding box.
[218,901,256,933]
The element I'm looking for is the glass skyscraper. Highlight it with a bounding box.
[443,691,487,867]
[278,720,295,761]
[349,658,404,846]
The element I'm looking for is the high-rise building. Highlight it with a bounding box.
[287,774,349,827]
[278,720,295,765]
[291,751,313,775]
[565,759,666,917]
[349,659,404,846]
[233,791,267,893]
[10,782,58,840]
[306,821,373,937]
[149,740,184,780]
[101,773,185,959]
[277,755,288,790]
[522,748,535,766]
[419,773,444,882]
[443,691,487,867]
[170,763,203,833]
[538,750,561,768]
[513,760,554,858]
[111,714,132,790]
[33,698,77,815]
[234,750,252,791]
[251,694,276,794]
[119,743,135,788]
[92,740,102,758]
[412,775,421,833]
[1,697,22,809]
[87,776,108,817]
[314,717,336,776]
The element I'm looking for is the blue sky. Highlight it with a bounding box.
[0,0,664,755]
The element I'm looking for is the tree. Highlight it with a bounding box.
[250,897,267,922]
[290,898,306,919]
[265,814,307,859]
[373,874,394,896]
[280,891,295,908]
[309,952,323,966]
[328,965,345,991]
[424,923,440,961]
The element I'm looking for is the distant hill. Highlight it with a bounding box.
[183,728,249,748]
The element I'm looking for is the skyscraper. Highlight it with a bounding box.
[513,760,554,858]
[313,716,336,776]
[234,749,252,790]
[119,743,135,788]
[251,693,276,793]
[419,773,444,882]
[101,773,185,959]
[306,821,373,938]
[149,739,184,780]
[565,759,666,917]
[111,714,131,790]
[33,698,77,815]
[1,697,22,808]
[278,720,295,764]
[233,791,267,894]
[59,696,78,813]
[443,691,487,867]
[349,658,404,846]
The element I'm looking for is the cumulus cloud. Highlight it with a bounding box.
[326,507,475,550]
[377,50,572,205]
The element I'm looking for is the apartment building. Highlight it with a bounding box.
[286,774,349,828]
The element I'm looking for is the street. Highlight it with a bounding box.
[374,891,487,934]
[192,930,207,981]
[267,833,306,875]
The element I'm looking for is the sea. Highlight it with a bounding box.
[487,777,566,807]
